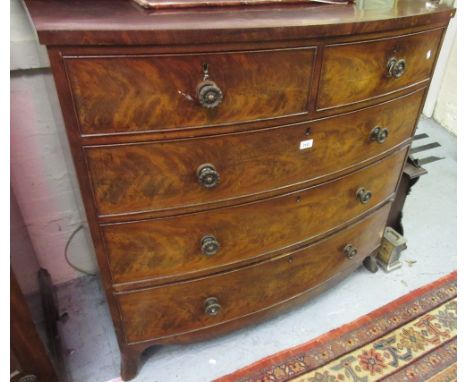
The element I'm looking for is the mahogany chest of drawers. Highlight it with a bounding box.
[24,0,455,379]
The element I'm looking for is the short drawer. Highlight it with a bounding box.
[116,203,390,343]
[103,148,406,285]
[64,47,316,135]
[317,28,443,110]
[86,90,422,217]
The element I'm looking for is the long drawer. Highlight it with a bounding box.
[86,90,422,217]
[64,47,316,135]
[317,28,443,110]
[116,203,390,343]
[103,147,406,285]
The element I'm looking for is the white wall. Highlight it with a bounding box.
[11,0,97,285]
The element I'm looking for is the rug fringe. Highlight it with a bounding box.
[214,270,457,382]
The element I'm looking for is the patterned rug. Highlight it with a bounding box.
[215,271,457,382]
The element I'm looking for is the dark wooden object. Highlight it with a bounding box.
[24,0,455,379]
[132,0,350,10]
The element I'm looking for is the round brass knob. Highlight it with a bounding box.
[370,127,389,144]
[197,79,223,109]
[201,235,220,256]
[356,187,372,204]
[197,163,220,188]
[387,57,407,78]
[343,244,358,259]
[205,297,221,316]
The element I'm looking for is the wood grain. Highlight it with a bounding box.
[116,204,390,343]
[317,28,444,110]
[65,48,315,134]
[104,148,406,286]
[86,90,421,217]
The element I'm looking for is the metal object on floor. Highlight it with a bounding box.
[377,227,407,272]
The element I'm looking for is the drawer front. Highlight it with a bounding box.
[317,28,443,110]
[65,48,316,135]
[86,90,421,217]
[104,148,406,285]
[117,204,390,343]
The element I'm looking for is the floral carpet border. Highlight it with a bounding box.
[215,271,457,382]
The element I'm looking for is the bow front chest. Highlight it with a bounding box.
[24,0,455,379]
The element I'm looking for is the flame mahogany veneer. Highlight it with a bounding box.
[24,0,454,379]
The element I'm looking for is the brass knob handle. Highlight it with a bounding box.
[197,163,220,188]
[370,127,389,144]
[356,187,372,204]
[205,297,221,316]
[197,79,223,109]
[343,244,358,259]
[201,235,220,256]
[387,57,407,78]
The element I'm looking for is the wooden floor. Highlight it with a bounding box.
[40,117,456,382]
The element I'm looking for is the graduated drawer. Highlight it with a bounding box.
[86,90,422,217]
[104,148,406,286]
[64,47,316,135]
[116,203,390,343]
[317,28,443,110]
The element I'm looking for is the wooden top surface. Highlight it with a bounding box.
[24,0,455,46]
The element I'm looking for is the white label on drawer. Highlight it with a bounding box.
[299,139,314,150]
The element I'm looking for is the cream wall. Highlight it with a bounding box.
[423,0,457,134]
[10,0,457,285]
